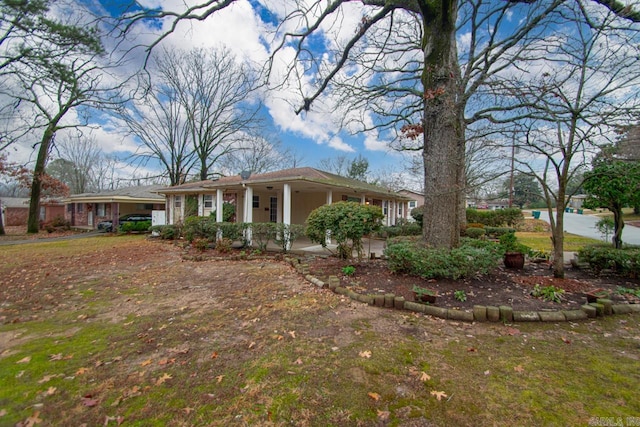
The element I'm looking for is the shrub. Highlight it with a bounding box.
[193,237,209,252]
[120,221,151,233]
[466,208,523,227]
[342,265,356,276]
[499,232,531,255]
[410,205,425,226]
[384,238,502,280]
[306,202,384,259]
[377,223,422,238]
[483,227,516,239]
[211,202,236,222]
[274,223,306,253]
[531,284,564,303]
[578,245,640,277]
[215,237,233,253]
[464,227,486,239]
[454,290,467,302]
[251,222,277,252]
[150,225,180,240]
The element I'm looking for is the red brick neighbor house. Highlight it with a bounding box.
[63,185,165,230]
[157,167,413,228]
[0,197,65,227]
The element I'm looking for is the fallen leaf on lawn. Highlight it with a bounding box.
[168,346,189,354]
[0,409,6,417]
[467,347,477,352]
[273,334,284,341]
[38,375,56,384]
[49,353,63,361]
[155,373,172,386]
[94,360,103,367]
[16,356,31,364]
[183,407,194,414]
[45,387,56,396]
[216,375,224,383]
[158,358,175,366]
[16,370,25,378]
[76,367,89,376]
[81,395,98,407]
[419,372,431,382]
[248,342,256,349]
[514,365,525,373]
[377,410,390,420]
[211,352,218,359]
[359,350,372,358]
[293,358,303,365]
[367,392,380,401]
[430,390,448,401]
[140,359,152,367]
[505,327,521,336]
[561,337,571,344]
[288,331,296,339]
[484,370,491,376]
[23,410,42,426]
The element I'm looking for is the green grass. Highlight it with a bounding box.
[517,231,601,252]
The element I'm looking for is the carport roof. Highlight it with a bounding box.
[157,167,411,200]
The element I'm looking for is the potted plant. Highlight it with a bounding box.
[585,288,609,303]
[412,285,437,304]
[499,232,529,269]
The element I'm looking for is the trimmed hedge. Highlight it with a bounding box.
[376,223,422,238]
[384,237,503,280]
[578,245,640,277]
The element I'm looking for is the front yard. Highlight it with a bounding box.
[1,235,639,426]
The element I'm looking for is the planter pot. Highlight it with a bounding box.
[413,291,437,304]
[504,252,525,269]
[585,288,609,303]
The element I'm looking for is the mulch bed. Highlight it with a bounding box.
[306,256,640,312]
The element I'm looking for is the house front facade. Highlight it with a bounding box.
[63,185,166,229]
[157,167,413,229]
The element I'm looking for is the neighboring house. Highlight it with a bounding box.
[398,189,424,218]
[63,185,166,229]
[157,167,413,228]
[0,197,64,227]
[567,194,588,209]
[0,197,29,226]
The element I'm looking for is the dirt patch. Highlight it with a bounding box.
[306,256,640,311]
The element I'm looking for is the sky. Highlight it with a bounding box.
[1,0,418,189]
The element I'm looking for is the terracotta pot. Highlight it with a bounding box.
[413,291,437,304]
[585,288,609,303]
[504,252,525,269]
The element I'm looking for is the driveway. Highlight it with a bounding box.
[538,210,640,245]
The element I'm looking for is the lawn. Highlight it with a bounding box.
[1,236,639,426]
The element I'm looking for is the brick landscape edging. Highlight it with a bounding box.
[287,256,640,323]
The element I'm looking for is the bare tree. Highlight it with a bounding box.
[485,6,640,277]
[219,134,298,175]
[47,132,106,193]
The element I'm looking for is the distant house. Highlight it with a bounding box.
[567,194,588,209]
[0,197,29,226]
[63,185,165,229]
[0,197,65,227]
[397,189,423,220]
[157,167,412,228]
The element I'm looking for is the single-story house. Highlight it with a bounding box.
[63,185,166,229]
[157,167,413,229]
[398,189,424,217]
[0,197,65,226]
[567,194,588,209]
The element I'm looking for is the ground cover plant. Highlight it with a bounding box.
[1,235,639,426]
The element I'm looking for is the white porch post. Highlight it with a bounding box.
[283,183,292,250]
[198,194,204,217]
[167,197,172,224]
[390,200,396,226]
[361,194,366,204]
[179,196,185,222]
[244,185,253,245]
[216,189,223,222]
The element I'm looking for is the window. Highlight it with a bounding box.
[409,201,417,209]
[383,201,388,216]
[97,203,105,216]
[398,204,403,216]
[269,197,277,223]
[174,195,182,208]
[204,195,213,208]
[252,195,259,209]
[77,203,84,213]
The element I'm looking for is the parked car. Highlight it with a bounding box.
[97,213,152,232]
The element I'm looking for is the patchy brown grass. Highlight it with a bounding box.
[1,236,639,426]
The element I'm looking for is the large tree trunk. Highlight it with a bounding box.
[613,205,624,249]
[550,207,565,278]
[27,127,55,233]
[420,1,464,248]
[0,198,5,236]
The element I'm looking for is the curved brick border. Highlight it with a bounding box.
[286,256,640,323]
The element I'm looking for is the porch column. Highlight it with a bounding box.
[325,190,333,245]
[283,183,292,250]
[361,194,366,204]
[216,189,223,223]
[390,200,395,226]
[244,185,253,245]
[198,194,204,217]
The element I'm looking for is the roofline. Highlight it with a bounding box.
[64,195,164,203]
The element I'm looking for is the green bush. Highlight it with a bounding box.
[578,245,640,277]
[182,217,249,245]
[120,220,151,233]
[274,223,306,253]
[464,227,486,239]
[499,232,531,255]
[211,202,236,222]
[411,205,425,227]
[384,238,502,280]
[466,208,523,227]
[150,224,180,240]
[377,223,422,238]
[484,227,516,239]
[306,202,384,259]
[251,222,278,251]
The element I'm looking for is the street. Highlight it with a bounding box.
[538,210,640,245]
